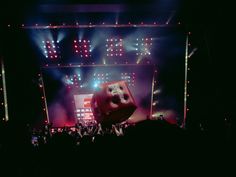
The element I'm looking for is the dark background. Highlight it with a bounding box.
[0,1,235,177]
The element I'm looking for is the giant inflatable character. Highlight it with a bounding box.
[91,81,137,125]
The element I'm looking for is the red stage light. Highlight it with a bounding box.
[74,39,91,58]
[43,40,60,59]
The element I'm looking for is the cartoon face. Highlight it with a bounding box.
[91,81,137,124]
[107,83,130,104]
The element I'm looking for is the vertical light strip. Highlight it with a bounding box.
[150,65,156,119]
[1,59,9,121]
[40,70,50,123]
[182,35,189,128]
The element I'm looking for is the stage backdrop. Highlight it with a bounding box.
[42,64,154,127]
